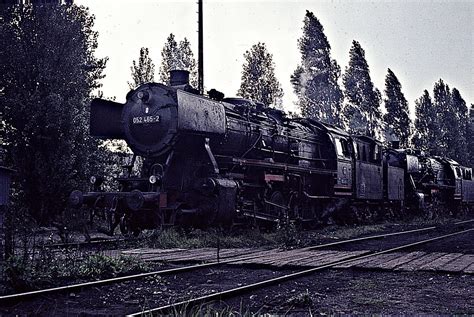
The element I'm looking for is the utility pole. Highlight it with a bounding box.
[0,167,14,266]
[198,0,204,94]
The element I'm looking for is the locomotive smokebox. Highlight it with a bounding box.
[170,70,190,86]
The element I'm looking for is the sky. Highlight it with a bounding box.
[75,0,473,117]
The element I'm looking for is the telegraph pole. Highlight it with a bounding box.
[198,0,204,94]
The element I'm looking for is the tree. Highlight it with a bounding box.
[237,42,283,107]
[291,10,343,126]
[128,47,155,89]
[177,38,197,88]
[0,4,107,223]
[383,69,411,147]
[413,80,469,163]
[448,88,468,163]
[158,33,197,87]
[413,90,437,152]
[342,40,382,136]
[432,79,453,157]
[468,104,474,166]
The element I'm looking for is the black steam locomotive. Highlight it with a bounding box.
[69,70,474,235]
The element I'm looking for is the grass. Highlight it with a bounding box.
[316,223,389,240]
[5,250,151,292]
[141,225,302,250]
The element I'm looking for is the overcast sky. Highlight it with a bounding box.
[76,0,473,116]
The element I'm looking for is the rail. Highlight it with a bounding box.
[127,227,474,316]
[2,218,472,304]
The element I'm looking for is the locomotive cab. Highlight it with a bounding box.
[352,136,384,200]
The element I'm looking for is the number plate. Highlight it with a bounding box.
[132,115,160,124]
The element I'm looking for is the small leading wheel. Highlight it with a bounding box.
[120,215,130,235]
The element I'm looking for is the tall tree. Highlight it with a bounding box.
[342,40,382,136]
[448,88,468,163]
[383,68,411,147]
[413,90,437,152]
[158,33,197,87]
[0,4,107,223]
[432,79,452,156]
[468,104,474,166]
[237,42,283,107]
[177,38,198,88]
[413,80,469,163]
[291,10,343,126]
[128,47,155,89]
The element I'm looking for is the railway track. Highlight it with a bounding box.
[2,219,473,308]
[127,226,474,316]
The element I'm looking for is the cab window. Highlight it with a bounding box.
[463,168,472,180]
[335,138,351,159]
[335,138,344,157]
[455,167,462,178]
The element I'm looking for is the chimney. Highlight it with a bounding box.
[391,140,400,149]
[170,70,190,87]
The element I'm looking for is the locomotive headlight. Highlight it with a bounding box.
[149,175,158,184]
[90,175,97,185]
[137,90,150,103]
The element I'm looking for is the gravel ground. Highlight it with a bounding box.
[2,267,473,315]
[310,221,474,254]
[2,217,473,315]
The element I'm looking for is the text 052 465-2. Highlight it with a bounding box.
[132,115,160,124]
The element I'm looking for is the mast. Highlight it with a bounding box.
[198,0,204,94]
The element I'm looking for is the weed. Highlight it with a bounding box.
[286,289,313,308]
[143,227,285,249]
[5,251,151,292]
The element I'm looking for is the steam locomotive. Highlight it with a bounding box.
[69,70,474,235]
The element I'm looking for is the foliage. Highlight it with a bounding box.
[432,79,452,156]
[413,80,469,163]
[468,105,474,166]
[291,10,343,126]
[77,254,150,278]
[171,301,255,317]
[158,33,197,87]
[342,40,382,136]
[383,69,411,147]
[446,88,469,164]
[413,90,436,151]
[143,227,299,250]
[128,47,155,89]
[6,251,150,291]
[237,42,283,108]
[0,4,108,224]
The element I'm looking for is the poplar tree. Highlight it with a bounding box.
[413,80,469,163]
[413,90,436,152]
[448,88,468,163]
[383,69,411,147]
[158,33,197,87]
[432,79,451,156]
[0,4,107,223]
[128,47,155,89]
[468,104,474,166]
[291,10,343,126]
[342,40,382,136]
[177,38,198,88]
[237,42,283,107]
